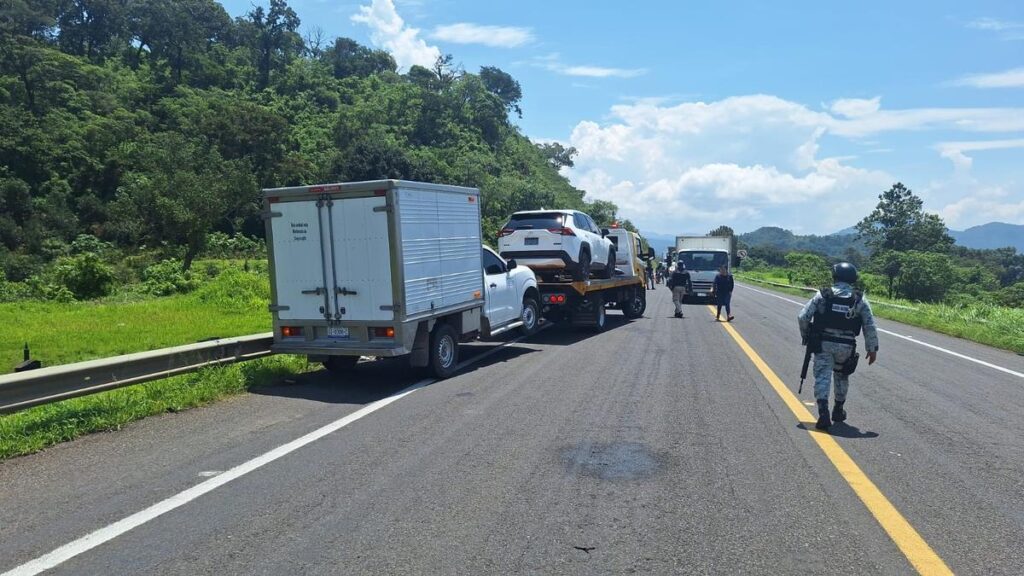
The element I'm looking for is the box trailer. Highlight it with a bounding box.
[263,180,528,378]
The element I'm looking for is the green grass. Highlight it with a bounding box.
[0,354,309,459]
[0,260,303,460]
[0,262,271,373]
[737,271,1024,354]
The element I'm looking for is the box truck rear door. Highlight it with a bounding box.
[270,200,331,321]
[327,195,394,322]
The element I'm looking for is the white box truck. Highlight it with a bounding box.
[674,235,734,301]
[263,180,539,379]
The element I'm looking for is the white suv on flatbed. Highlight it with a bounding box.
[498,210,616,281]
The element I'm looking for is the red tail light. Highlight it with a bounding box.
[371,326,395,339]
[498,227,515,237]
[281,326,303,338]
[543,294,567,304]
[548,227,576,236]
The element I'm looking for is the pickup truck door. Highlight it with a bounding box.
[482,249,515,326]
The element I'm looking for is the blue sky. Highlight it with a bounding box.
[222,0,1024,236]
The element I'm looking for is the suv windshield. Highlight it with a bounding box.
[506,213,565,230]
[677,251,728,271]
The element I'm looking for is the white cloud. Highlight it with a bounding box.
[351,0,440,70]
[830,97,882,117]
[530,53,648,79]
[939,189,1024,228]
[965,17,1024,40]
[934,138,1024,171]
[952,67,1024,88]
[564,95,895,235]
[966,17,1023,31]
[429,23,533,48]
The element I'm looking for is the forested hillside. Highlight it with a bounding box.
[0,0,628,294]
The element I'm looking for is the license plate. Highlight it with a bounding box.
[327,326,350,339]
[697,292,707,297]
[525,237,539,246]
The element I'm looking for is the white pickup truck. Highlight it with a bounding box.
[262,180,539,379]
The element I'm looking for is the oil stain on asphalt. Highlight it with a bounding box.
[562,441,662,481]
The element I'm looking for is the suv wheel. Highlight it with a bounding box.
[600,249,616,279]
[573,249,591,281]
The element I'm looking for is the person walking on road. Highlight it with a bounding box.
[797,262,879,430]
[668,263,692,318]
[646,260,655,290]
[712,265,735,322]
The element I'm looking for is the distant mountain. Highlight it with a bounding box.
[949,222,1024,252]
[739,226,865,258]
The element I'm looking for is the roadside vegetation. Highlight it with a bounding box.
[0,354,308,460]
[733,183,1024,354]
[736,270,1024,354]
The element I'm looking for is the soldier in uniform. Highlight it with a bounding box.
[668,263,692,318]
[798,263,879,430]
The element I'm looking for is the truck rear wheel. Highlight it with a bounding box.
[623,286,646,319]
[323,355,359,374]
[430,323,460,379]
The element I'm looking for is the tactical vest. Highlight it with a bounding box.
[816,287,863,336]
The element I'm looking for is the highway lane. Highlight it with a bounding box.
[0,285,1021,574]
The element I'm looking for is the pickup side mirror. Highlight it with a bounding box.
[507,259,518,270]
[647,247,656,260]
[601,228,609,238]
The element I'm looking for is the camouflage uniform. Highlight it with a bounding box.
[797,282,879,403]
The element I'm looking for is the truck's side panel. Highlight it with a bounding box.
[329,196,394,322]
[398,189,443,316]
[436,190,483,308]
[270,201,328,321]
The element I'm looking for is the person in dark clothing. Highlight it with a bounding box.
[668,264,692,318]
[712,265,735,321]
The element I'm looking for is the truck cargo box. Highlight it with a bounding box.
[263,180,484,358]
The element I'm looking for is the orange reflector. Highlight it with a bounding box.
[281,326,303,337]
[473,291,482,299]
[372,327,395,338]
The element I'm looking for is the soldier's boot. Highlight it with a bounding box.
[815,399,831,430]
[832,400,847,423]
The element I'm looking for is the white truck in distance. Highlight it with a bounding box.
[674,235,734,302]
[263,180,540,379]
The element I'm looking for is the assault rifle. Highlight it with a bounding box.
[799,327,822,394]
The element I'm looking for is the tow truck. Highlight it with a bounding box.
[537,225,654,331]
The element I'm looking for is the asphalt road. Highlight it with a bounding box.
[1,283,1022,575]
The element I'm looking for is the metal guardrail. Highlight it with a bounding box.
[0,333,274,414]
[738,276,918,311]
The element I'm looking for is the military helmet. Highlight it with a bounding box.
[832,262,858,283]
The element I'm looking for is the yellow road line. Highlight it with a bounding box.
[707,306,953,576]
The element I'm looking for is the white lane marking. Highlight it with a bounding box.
[3,330,542,576]
[196,471,222,478]
[739,284,1024,380]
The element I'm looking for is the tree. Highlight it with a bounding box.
[128,0,231,84]
[708,225,734,237]
[479,66,522,117]
[536,142,576,169]
[111,133,257,270]
[244,0,302,89]
[856,182,954,254]
[431,53,461,89]
[323,37,395,78]
[894,251,951,302]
